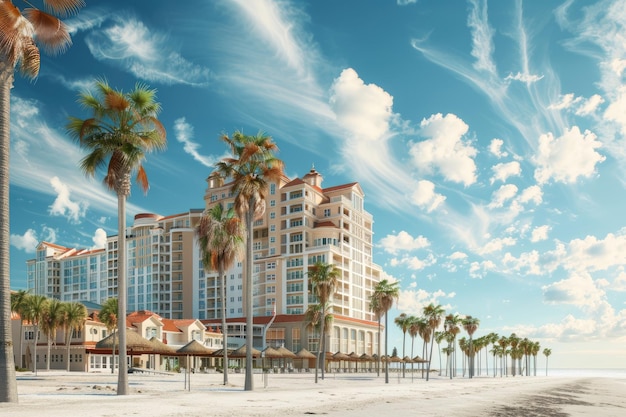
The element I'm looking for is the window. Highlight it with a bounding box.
[324,208,331,217]
[267,262,276,270]
[270,200,276,207]
[270,183,276,195]
[270,212,276,219]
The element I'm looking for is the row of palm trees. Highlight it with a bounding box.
[10,291,88,374]
[390,306,554,379]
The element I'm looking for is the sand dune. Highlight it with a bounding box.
[1,371,625,417]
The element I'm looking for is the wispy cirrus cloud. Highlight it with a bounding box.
[173,117,218,168]
[84,16,212,86]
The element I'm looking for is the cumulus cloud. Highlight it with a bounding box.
[379,231,430,255]
[489,138,507,158]
[530,225,550,242]
[390,253,437,271]
[91,228,108,249]
[543,273,606,309]
[469,260,496,278]
[478,236,516,255]
[490,161,521,184]
[10,229,39,253]
[489,184,518,208]
[517,185,543,205]
[48,176,88,224]
[533,126,605,184]
[410,113,477,186]
[409,180,446,212]
[174,117,216,167]
[397,288,454,315]
[330,68,394,142]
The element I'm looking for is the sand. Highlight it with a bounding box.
[1,370,625,417]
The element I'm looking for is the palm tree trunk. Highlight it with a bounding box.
[219,266,229,385]
[315,310,325,383]
[33,325,39,375]
[46,339,52,371]
[384,312,389,383]
[377,317,381,377]
[65,328,71,372]
[426,332,434,381]
[116,189,129,395]
[0,61,18,403]
[244,202,255,391]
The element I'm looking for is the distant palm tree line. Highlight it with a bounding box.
[10,291,87,373]
[393,306,553,379]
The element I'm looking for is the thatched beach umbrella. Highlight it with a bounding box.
[262,346,282,369]
[333,351,351,371]
[149,337,175,354]
[360,353,374,372]
[96,330,153,351]
[295,348,316,371]
[177,340,213,391]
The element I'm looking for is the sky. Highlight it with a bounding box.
[7,0,626,370]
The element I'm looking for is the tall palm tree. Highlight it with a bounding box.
[40,298,64,371]
[307,261,340,383]
[444,313,461,378]
[62,302,87,372]
[304,302,333,376]
[10,290,30,369]
[370,279,399,384]
[394,313,410,378]
[543,348,552,376]
[215,130,284,391]
[368,294,385,377]
[415,316,430,379]
[423,303,445,381]
[498,335,509,377]
[99,298,118,374]
[407,315,419,377]
[68,79,166,395]
[23,295,48,375]
[461,315,480,378]
[195,202,244,385]
[508,333,520,376]
[0,0,85,403]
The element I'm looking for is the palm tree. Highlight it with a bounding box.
[444,314,461,378]
[23,295,48,375]
[307,261,340,382]
[196,202,244,385]
[543,348,552,376]
[304,302,333,376]
[99,298,118,374]
[370,279,399,384]
[10,290,30,369]
[508,333,520,376]
[215,130,284,391]
[62,302,87,372]
[40,299,64,371]
[394,313,410,378]
[0,0,85,403]
[415,316,430,379]
[498,335,509,377]
[423,303,445,381]
[368,294,385,377]
[407,315,419,377]
[68,79,166,395]
[461,315,480,378]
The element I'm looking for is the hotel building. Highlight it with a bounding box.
[26,168,385,357]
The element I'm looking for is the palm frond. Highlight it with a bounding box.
[24,8,71,55]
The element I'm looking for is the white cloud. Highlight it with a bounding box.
[604,86,626,135]
[548,93,581,110]
[449,251,468,260]
[478,236,516,255]
[469,260,496,279]
[85,16,211,86]
[379,231,430,255]
[48,176,88,224]
[10,229,39,253]
[504,71,544,83]
[409,180,446,212]
[575,94,604,116]
[91,228,108,249]
[530,225,550,242]
[410,113,477,186]
[543,273,606,309]
[330,68,393,142]
[173,117,216,167]
[533,126,605,184]
[490,161,521,184]
[517,185,543,205]
[489,138,507,158]
[489,184,518,208]
[397,0,417,5]
[390,253,437,271]
[397,288,454,315]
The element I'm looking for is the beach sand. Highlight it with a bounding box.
[1,370,625,417]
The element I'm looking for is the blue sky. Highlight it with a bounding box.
[8,0,626,369]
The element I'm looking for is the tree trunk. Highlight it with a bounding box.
[244,200,254,391]
[0,60,18,403]
[116,185,129,395]
[219,264,228,385]
[384,312,389,383]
